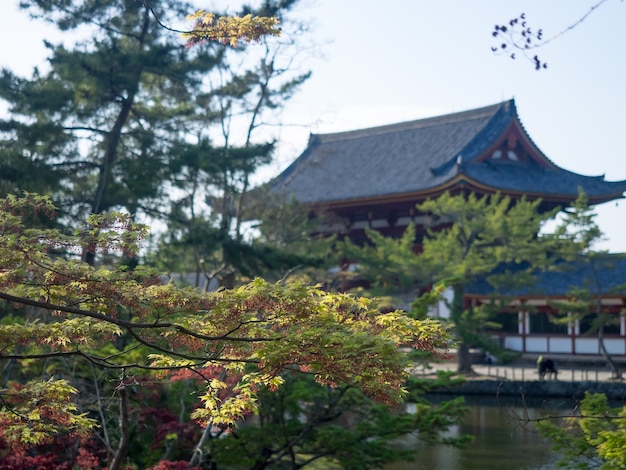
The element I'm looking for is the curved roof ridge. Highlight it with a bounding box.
[509,103,560,170]
[311,100,511,145]
[430,100,516,175]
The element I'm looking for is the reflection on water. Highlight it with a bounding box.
[386,394,578,470]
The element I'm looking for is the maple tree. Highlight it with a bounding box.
[0,3,462,467]
[536,392,626,469]
[0,193,449,468]
[182,10,281,48]
[138,0,282,48]
[201,372,470,469]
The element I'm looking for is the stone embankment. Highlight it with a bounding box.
[435,379,626,400]
[415,353,626,399]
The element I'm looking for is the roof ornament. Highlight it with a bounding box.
[456,154,462,166]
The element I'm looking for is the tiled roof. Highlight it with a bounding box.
[271,100,626,205]
[464,162,626,200]
[467,255,626,297]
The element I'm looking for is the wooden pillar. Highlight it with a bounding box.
[519,307,527,353]
[569,312,576,355]
[620,313,626,355]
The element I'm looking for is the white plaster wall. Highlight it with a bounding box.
[504,336,523,351]
[492,334,625,356]
[575,338,599,354]
[603,339,626,355]
[526,337,548,353]
[547,338,571,354]
[428,287,453,319]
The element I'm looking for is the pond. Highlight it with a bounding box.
[386,394,576,470]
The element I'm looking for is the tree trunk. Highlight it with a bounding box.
[456,341,475,374]
[189,424,212,467]
[593,275,622,380]
[588,260,622,380]
[452,284,475,375]
[83,7,149,266]
[109,383,130,470]
[598,322,622,380]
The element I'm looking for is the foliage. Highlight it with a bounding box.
[0,193,449,466]
[253,196,337,264]
[1,0,307,279]
[341,223,425,295]
[548,191,603,255]
[146,1,313,287]
[547,191,624,379]
[341,191,557,373]
[184,11,281,48]
[410,192,556,371]
[149,194,333,289]
[3,0,214,220]
[537,392,626,469]
[0,4,464,468]
[206,373,470,469]
[417,192,553,280]
[0,379,94,454]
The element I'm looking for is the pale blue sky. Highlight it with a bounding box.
[1,1,625,251]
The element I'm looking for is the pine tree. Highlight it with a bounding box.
[341,192,558,374]
[417,192,558,373]
[0,0,302,270]
[548,191,624,379]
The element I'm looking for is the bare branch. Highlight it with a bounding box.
[491,0,612,69]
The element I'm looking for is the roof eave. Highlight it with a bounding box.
[297,173,626,210]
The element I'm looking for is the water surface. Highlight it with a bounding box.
[386,394,574,469]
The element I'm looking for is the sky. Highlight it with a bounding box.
[1,0,626,251]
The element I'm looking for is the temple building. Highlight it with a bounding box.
[270,99,626,357]
[272,99,626,243]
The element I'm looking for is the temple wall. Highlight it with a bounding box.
[428,287,453,319]
[495,334,626,357]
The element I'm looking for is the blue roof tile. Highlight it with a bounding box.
[467,255,626,297]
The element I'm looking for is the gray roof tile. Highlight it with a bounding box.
[271,100,626,205]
